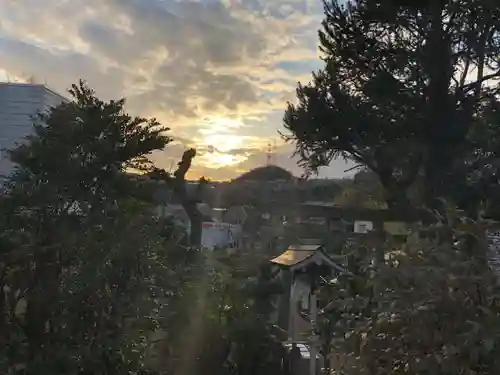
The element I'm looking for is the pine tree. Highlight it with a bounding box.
[284,0,500,210]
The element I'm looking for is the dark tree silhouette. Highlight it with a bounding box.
[284,0,500,211]
[150,148,206,246]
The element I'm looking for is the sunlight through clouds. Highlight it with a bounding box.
[203,134,244,153]
[202,152,247,168]
[0,0,353,180]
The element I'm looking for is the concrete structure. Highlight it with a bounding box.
[0,82,68,177]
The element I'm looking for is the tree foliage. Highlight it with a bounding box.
[318,213,500,374]
[149,149,208,247]
[0,80,192,375]
[154,249,285,375]
[0,80,288,375]
[284,0,500,210]
[282,2,500,372]
[334,169,387,208]
[234,166,294,182]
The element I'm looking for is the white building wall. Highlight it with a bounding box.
[0,83,68,177]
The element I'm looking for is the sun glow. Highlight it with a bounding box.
[203,152,246,168]
[194,117,269,168]
[199,117,245,134]
[203,134,244,153]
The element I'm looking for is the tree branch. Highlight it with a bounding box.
[462,70,500,94]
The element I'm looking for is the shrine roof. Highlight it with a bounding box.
[270,244,344,272]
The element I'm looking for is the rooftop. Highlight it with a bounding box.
[270,244,344,272]
[301,201,425,222]
[0,81,70,102]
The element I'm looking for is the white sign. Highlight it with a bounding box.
[201,221,241,250]
[354,220,373,234]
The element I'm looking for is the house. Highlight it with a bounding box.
[298,201,425,244]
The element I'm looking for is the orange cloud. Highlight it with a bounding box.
[0,0,351,180]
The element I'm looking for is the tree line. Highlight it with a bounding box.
[285,0,500,217]
[0,82,284,374]
[284,0,500,373]
[4,0,500,373]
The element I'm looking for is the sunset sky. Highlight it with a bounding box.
[0,0,352,180]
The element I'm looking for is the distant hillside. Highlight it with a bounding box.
[234,165,294,182]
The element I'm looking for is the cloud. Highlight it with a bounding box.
[0,38,126,100]
[150,141,354,181]
[0,0,350,180]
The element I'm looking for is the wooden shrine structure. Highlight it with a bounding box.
[270,244,345,375]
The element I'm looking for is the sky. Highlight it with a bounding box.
[0,0,353,180]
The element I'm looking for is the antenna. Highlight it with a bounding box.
[266,140,277,165]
